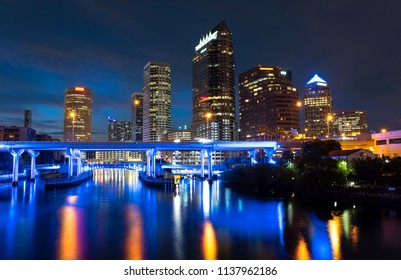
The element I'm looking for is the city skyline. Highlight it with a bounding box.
[1,1,400,140]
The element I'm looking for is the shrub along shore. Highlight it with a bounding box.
[220,139,401,209]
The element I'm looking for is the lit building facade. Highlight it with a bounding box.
[143,62,171,142]
[372,130,401,157]
[0,126,36,141]
[164,128,195,164]
[131,92,143,142]
[303,74,333,137]
[192,20,236,141]
[332,110,368,136]
[64,86,92,142]
[239,66,300,140]
[107,117,132,142]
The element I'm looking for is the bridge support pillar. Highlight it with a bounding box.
[75,149,82,175]
[28,150,40,181]
[263,147,276,164]
[151,149,157,178]
[66,148,74,178]
[146,149,152,177]
[207,149,213,179]
[9,149,24,187]
[248,149,258,165]
[200,149,206,178]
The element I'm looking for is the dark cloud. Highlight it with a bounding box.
[1,0,400,140]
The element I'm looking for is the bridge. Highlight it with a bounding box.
[0,141,277,186]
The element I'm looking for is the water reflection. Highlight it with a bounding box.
[202,221,217,260]
[295,235,311,260]
[1,168,401,259]
[125,205,144,260]
[57,195,85,260]
[328,215,342,260]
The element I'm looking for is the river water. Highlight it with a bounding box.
[0,168,400,260]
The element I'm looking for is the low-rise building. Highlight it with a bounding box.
[372,130,401,157]
[0,126,36,141]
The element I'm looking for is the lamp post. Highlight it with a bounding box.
[205,112,212,140]
[70,111,76,142]
[327,113,333,137]
[133,99,140,142]
[296,101,303,135]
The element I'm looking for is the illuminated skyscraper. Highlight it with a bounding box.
[192,20,236,141]
[131,92,143,142]
[303,74,333,137]
[107,117,132,142]
[64,86,92,141]
[143,62,171,142]
[239,66,300,140]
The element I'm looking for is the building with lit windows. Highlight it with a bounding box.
[239,66,300,140]
[131,92,143,142]
[64,86,92,141]
[163,128,196,164]
[107,117,132,142]
[192,20,236,141]
[143,62,171,142]
[332,110,368,136]
[372,130,401,157]
[0,126,36,141]
[303,74,333,137]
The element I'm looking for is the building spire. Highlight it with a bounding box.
[307,74,327,85]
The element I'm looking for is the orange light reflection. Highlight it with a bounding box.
[58,206,81,259]
[295,235,311,260]
[202,221,217,260]
[125,205,144,260]
[328,216,342,260]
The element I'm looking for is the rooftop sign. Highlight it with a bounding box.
[195,31,218,51]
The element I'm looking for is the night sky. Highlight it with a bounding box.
[1,0,400,140]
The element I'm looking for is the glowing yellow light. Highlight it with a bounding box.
[70,112,75,118]
[205,112,212,119]
[125,205,144,260]
[381,128,387,133]
[327,114,333,122]
[58,206,81,260]
[296,101,302,107]
[202,221,217,260]
[295,236,311,260]
[134,100,140,105]
[328,216,342,260]
[259,67,273,71]
[75,87,85,92]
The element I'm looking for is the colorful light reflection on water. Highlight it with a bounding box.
[0,168,401,259]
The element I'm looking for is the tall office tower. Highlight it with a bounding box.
[143,62,171,142]
[303,74,333,137]
[192,20,236,141]
[239,66,300,140]
[64,86,93,142]
[131,92,143,142]
[332,110,369,136]
[107,117,132,141]
[24,109,32,128]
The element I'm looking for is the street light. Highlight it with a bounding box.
[296,101,303,135]
[205,112,212,139]
[133,99,140,142]
[327,113,333,137]
[70,111,76,142]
